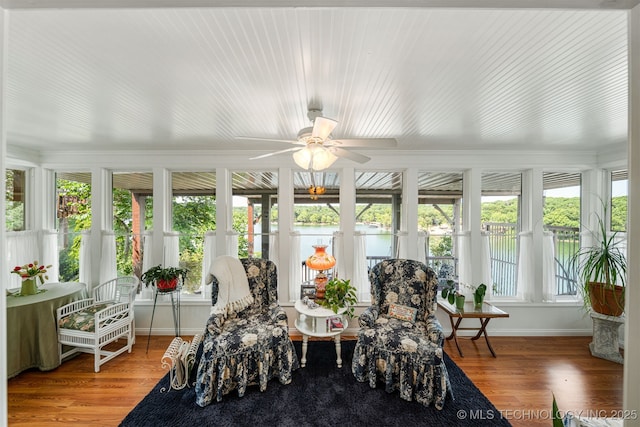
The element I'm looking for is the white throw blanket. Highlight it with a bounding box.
[208,256,254,316]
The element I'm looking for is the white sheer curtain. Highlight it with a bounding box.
[141,231,153,274]
[200,231,216,300]
[516,231,534,301]
[289,231,301,301]
[79,230,92,287]
[268,231,279,267]
[456,231,472,286]
[41,229,59,283]
[332,231,346,279]
[353,231,369,302]
[395,231,408,258]
[226,230,239,257]
[6,231,39,290]
[201,231,216,286]
[481,231,492,298]
[164,231,180,267]
[416,231,428,264]
[99,230,117,285]
[542,231,557,302]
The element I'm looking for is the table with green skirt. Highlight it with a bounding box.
[7,281,88,379]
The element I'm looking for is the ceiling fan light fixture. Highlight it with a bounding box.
[292,144,338,171]
[311,116,338,140]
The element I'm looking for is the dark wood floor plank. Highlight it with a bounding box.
[7,336,623,427]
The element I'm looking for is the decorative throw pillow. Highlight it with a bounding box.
[388,303,418,322]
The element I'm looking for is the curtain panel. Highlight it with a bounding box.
[6,231,39,290]
[288,231,301,302]
[99,231,117,285]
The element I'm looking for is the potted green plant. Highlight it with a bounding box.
[472,283,487,309]
[570,208,626,316]
[141,265,189,292]
[440,280,465,309]
[321,278,357,318]
[440,279,458,305]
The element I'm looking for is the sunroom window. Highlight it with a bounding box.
[171,171,216,296]
[481,172,521,297]
[543,172,581,296]
[56,172,92,282]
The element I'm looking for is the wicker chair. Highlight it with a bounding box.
[195,258,299,407]
[352,259,452,409]
[57,276,138,372]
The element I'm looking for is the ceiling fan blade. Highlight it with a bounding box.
[329,147,371,164]
[328,138,398,148]
[249,147,301,160]
[235,136,305,146]
[312,117,338,140]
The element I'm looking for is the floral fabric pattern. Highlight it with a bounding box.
[352,258,452,409]
[58,303,113,332]
[195,258,299,407]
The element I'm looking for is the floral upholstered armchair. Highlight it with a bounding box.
[352,258,452,409]
[195,258,299,407]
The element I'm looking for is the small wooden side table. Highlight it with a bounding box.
[294,299,348,368]
[437,299,509,357]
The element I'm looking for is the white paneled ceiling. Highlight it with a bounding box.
[2,2,634,157]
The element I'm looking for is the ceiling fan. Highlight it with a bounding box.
[238,109,397,171]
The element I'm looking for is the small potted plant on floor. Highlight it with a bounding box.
[141,265,189,292]
[321,278,357,318]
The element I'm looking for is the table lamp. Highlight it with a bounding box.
[306,245,336,299]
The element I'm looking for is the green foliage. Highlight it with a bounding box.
[232,207,249,257]
[552,394,563,427]
[481,199,519,223]
[58,237,81,281]
[321,278,358,318]
[611,195,627,231]
[430,235,452,257]
[180,249,203,294]
[173,196,216,255]
[295,205,339,225]
[417,204,453,230]
[6,169,25,231]
[474,283,487,299]
[543,197,580,228]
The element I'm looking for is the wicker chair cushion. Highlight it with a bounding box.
[58,303,112,332]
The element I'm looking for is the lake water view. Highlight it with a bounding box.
[253,223,395,258]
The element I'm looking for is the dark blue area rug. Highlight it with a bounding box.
[120,340,511,427]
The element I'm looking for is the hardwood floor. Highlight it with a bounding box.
[7,335,623,427]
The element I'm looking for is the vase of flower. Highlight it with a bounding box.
[21,278,38,295]
[11,260,51,296]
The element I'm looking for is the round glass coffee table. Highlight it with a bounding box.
[294,299,348,368]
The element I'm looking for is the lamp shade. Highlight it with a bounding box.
[293,144,338,171]
[306,245,336,271]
